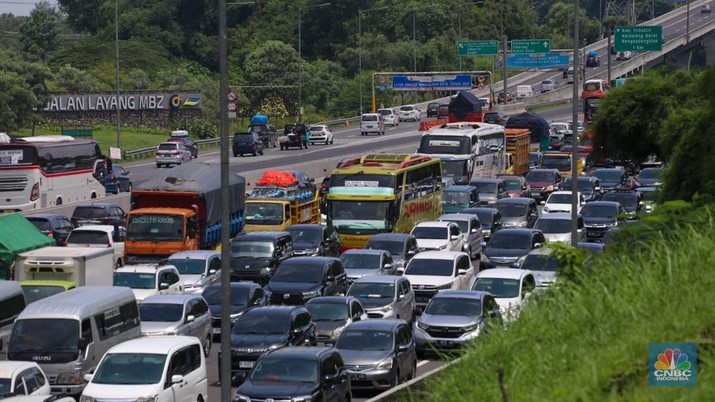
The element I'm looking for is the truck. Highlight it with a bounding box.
[585,50,600,67]
[16,246,114,286]
[244,170,321,232]
[504,128,531,176]
[249,114,278,148]
[541,151,584,178]
[124,162,245,264]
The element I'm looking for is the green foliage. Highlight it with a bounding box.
[18,7,61,61]
[49,37,173,72]
[174,119,217,140]
[242,40,299,117]
[53,64,108,91]
[546,242,585,284]
[0,47,51,131]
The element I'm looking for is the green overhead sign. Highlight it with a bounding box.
[457,40,499,56]
[614,26,662,51]
[511,39,550,54]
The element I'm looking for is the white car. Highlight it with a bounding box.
[65,224,125,268]
[167,250,221,294]
[616,51,632,60]
[0,361,51,396]
[113,263,184,301]
[139,294,213,357]
[534,213,587,243]
[81,336,208,402]
[308,125,334,145]
[549,122,572,135]
[410,221,465,252]
[398,105,421,122]
[470,268,536,322]
[540,79,556,92]
[543,191,586,214]
[403,251,476,310]
[155,141,191,168]
[520,248,558,288]
[360,113,385,136]
[377,108,399,126]
[437,213,484,260]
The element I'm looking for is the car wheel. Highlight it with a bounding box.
[178,159,183,165]
[156,163,162,168]
[233,153,238,157]
[203,335,212,357]
[253,150,257,156]
[391,371,400,387]
[239,153,243,157]
[115,258,123,268]
[411,361,417,379]
[260,149,264,155]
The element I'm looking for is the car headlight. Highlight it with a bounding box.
[515,255,527,266]
[463,323,479,333]
[331,326,346,339]
[546,185,554,192]
[302,290,320,298]
[416,321,430,331]
[306,248,320,255]
[79,396,95,402]
[230,311,245,321]
[381,304,394,313]
[376,358,393,370]
[291,393,319,402]
[436,283,452,290]
[137,396,159,402]
[481,229,491,236]
[543,206,550,213]
[482,254,491,263]
[56,372,82,385]
[163,328,179,335]
[233,394,251,402]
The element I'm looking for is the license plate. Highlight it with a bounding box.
[587,232,600,238]
[436,340,454,347]
[3,209,14,213]
[239,361,254,369]
[350,373,366,379]
[531,192,541,197]
[212,328,221,334]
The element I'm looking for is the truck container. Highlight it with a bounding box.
[447,91,484,123]
[244,170,320,232]
[16,246,114,286]
[125,162,245,264]
[504,128,531,176]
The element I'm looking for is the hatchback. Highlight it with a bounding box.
[496,197,539,228]
[308,125,334,145]
[534,213,586,243]
[305,296,368,346]
[167,135,198,158]
[377,108,399,126]
[155,141,191,167]
[232,132,264,157]
[540,79,556,92]
[26,214,74,246]
[520,248,560,288]
[138,294,213,356]
[437,104,449,119]
[543,191,586,214]
[398,105,421,122]
[112,164,133,192]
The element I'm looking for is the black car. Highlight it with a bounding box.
[529,152,543,170]
[286,224,341,257]
[265,257,348,305]
[232,132,264,157]
[113,164,132,192]
[483,228,545,268]
[460,207,503,242]
[71,203,126,227]
[636,167,663,187]
[591,168,628,191]
[336,319,417,390]
[305,296,368,346]
[248,123,278,148]
[202,282,266,339]
[558,176,603,202]
[426,102,441,118]
[229,231,294,284]
[437,104,449,119]
[600,189,643,215]
[167,137,198,158]
[221,306,317,385]
[581,201,628,242]
[364,233,420,272]
[26,214,75,245]
[483,111,506,125]
[234,347,350,402]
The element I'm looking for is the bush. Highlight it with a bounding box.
[174,119,217,139]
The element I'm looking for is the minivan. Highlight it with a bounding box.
[232,132,265,157]
[515,85,533,99]
[229,231,293,284]
[360,113,385,136]
[0,281,25,360]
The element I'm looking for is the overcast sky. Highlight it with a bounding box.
[0,1,58,17]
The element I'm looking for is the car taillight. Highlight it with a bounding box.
[320,185,327,191]
[172,150,179,155]
[47,230,54,238]
[30,183,39,201]
[155,151,161,156]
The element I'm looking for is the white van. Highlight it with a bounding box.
[515,85,533,99]
[0,281,26,360]
[81,336,208,402]
[360,113,385,136]
[0,361,51,396]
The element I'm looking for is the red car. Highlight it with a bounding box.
[524,168,562,202]
[497,92,513,104]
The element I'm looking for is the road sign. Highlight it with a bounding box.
[511,39,551,54]
[391,75,472,92]
[477,75,486,83]
[614,26,662,51]
[228,111,237,119]
[477,82,485,90]
[227,91,237,102]
[379,76,386,84]
[379,84,387,92]
[227,103,237,112]
[506,53,570,69]
[457,40,499,56]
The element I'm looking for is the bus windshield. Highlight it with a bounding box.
[417,135,471,155]
[127,214,184,241]
[441,159,470,181]
[329,201,392,231]
[9,319,79,363]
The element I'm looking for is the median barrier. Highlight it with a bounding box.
[419,119,447,131]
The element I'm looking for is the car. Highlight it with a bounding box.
[20,280,76,304]
[305,296,368,346]
[25,214,74,246]
[437,104,449,119]
[566,66,575,83]
[548,135,564,151]
[550,122,572,135]
[525,168,561,202]
[155,141,191,167]
[426,102,441,118]
[233,347,350,402]
[65,224,126,268]
[442,185,480,214]
[286,224,341,257]
[308,124,334,145]
[248,123,278,148]
[483,228,545,268]
[483,111,507,125]
[498,175,531,198]
[340,249,397,283]
[520,248,560,288]
[112,262,184,302]
[540,79,556,92]
[601,189,643,215]
[280,123,309,149]
[377,108,400,126]
[0,361,50,396]
[533,212,587,243]
[460,207,503,242]
[568,120,585,134]
[81,336,207,402]
[702,4,711,13]
[167,250,221,294]
[637,167,663,187]
[469,178,508,207]
[557,176,603,202]
[542,191,586,214]
[410,221,466,253]
[347,275,416,321]
[336,319,417,390]
[364,233,420,273]
[601,225,622,244]
[232,132,264,157]
[529,152,543,170]
[637,186,660,212]
[229,231,294,284]
[71,203,126,227]
[202,282,266,338]
[496,197,539,228]
[398,105,421,122]
[591,167,628,191]
[577,242,605,253]
[496,92,513,104]
[221,306,317,384]
[581,201,628,242]
[167,134,198,159]
[413,290,502,356]
[403,251,476,311]
[360,113,385,135]
[138,294,213,356]
[264,257,348,305]
[437,213,484,260]
[471,268,535,323]
[616,51,633,60]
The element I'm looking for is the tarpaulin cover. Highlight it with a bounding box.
[251,114,269,124]
[505,111,551,143]
[256,170,298,187]
[0,213,55,278]
[448,91,482,118]
[588,50,598,58]
[134,162,245,225]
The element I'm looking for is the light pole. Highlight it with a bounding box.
[359,6,389,114]
[501,0,507,104]
[298,2,331,122]
[571,0,580,247]
[457,1,485,71]
[413,8,417,73]
[114,0,120,149]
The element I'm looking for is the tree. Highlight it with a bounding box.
[18,7,61,62]
[242,40,299,117]
[53,64,107,91]
[0,48,51,131]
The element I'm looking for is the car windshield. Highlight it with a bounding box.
[168,258,207,275]
[541,156,571,170]
[521,254,559,272]
[425,298,481,316]
[400,106,414,111]
[411,226,447,240]
[202,285,250,306]
[581,204,618,218]
[21,285,66,304]
[306,303,348,321]
[529,154,541,165]
[92,353,166,385]
[233,134,253,143]
[348,282,395,299]
[497,203,526,217]
[157,143,177,151]
[471,182,497,194]
[336,329,393,351]
[472,278,520,298]
[234,313,289,334]
[271,263,323,283]
[404,259,453,276]
[0,379,9,395]
[340,253,381,269]
[377,109,392,116]
[139,303,183,322]
[639,168,662,179]
[309,127,325,133]
[27,218,51,231]
[73,207,107,219]
[365,240,403,256]
[441,219,468,233]
[504,180,520,190]
[488,232,531,249]
[547,193,572,204]
[560,178,594,192]
[469,210,493,226]
[534,219,572,234]
[526,171,555,183]
[10,318,79,353]
[443,191,470,205]
[602,193,638,210]
[113,272,155,289]
[441,160,470,179]
[640,189,659,202]
[249,357,318,383]
[287,228,321,243]
[593,170,623,181]
[231,240,274,259]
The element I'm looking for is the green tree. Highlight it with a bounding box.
[53,64,107,91]
[242,40,299,117]
[18,7,61,61]
[0,48,51,131]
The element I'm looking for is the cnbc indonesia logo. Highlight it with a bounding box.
[649,343,697,386]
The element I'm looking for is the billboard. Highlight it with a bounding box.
[506,53,570,69]
[391,75,472,92]
[43,91,202,112]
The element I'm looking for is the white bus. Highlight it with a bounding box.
[0,137,109,212]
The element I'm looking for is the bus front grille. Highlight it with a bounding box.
[0,176,28,192]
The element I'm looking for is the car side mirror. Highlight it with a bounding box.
[187,226,197,239]
[383,263,392,270]
[159,282,170,290]
[533,242,542,249]
[186,315,195,323]
[398,293,406,301]
[397,267,405,275]
[594,187,601,191]
[397,344,410,352]
[471,228,478,234]
[324,373,339,384]
[83,373,94,383]
[78,337,88,351]
[325,275,334,282]
[209,269,216,275]
[457,269,467,276]
[450,235,460,240]
[488,310,498,318]
[171,374,184,384]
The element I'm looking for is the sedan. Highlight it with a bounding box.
[308,125,334,145]
[113,164,133,192]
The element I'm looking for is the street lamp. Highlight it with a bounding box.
[298,2,331,122]
[456,1,485,71]
[359,6,389,114]
[114,0,120,149]
[570,0,580,247]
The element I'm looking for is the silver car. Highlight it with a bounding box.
[533,213,586,243]
[437,213,484,260]
[340,249,397,284]
[138,294,213,356]
[155,141,191,168]
[347,275,416,322]
[167,250,222,294]
[305,296,368,346]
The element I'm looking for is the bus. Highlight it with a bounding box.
[0,137,110,212]
[581,79,608,100]
[583,95,604,124]
[326,154,443,250]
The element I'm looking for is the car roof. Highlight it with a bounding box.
[282,256,338,265]
[411,251,466,260]
[432,290,487,300]
[70,225,114,233]
[527,168,558,173]
[470,178,503,184]
[264,346,334,360]
[19,286,135,319]
[438,213,475,221]
[26,214,67,220]
[351,275,405,285]
[537,213,578,220]
[583,201,622,208]
[341,248,385,256]
[444,185,476,192]
[306,296,353,305]
[205,282,257,291]
[476,268,532,280]
[345,319,403,331]
[168,250,220,260]
[245,305,306,317]
[496,197,533,205]
[0,361,39,376]
[461,207,497,215]
[74,203,119,209]
[367,233,413,242]
[234,231,291,240]
[107,336,198,354]
[140,294,202,305]
[492,228,541,236]
[287,224,323,231]
[115,263,176,273]
[413,221,452,228]
[592,167,625,172]
[158,142,180,146]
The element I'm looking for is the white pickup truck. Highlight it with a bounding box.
[65,224,126,267]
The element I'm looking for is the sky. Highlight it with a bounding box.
[0,0,58,17]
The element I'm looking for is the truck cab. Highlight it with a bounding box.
[125,207,199,264]
[540,152,583,178]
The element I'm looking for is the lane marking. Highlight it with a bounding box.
[417,360,429,367]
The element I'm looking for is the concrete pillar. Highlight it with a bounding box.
[703,32,715,66]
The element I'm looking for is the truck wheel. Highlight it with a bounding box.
[259,149,264,155]
[252,150,257,156]
[233,153,238,157]
[156,163,162,168]
[240,153,244,157]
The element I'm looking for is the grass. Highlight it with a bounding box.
[396,201,715,402]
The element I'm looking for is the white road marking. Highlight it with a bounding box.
[417,360,430,367]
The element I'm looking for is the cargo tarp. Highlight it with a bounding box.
[251,114,269,125]
[505,111,551,150]
[0,213,55,279]
[448,91,482,119]
[135,162,245,225]
[256,171,298,187]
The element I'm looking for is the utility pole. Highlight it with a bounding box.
[501,0,507,104]
[114,0,121,149]
[571,0,580,247]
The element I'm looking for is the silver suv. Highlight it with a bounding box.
[155,141,191,168]
[347,275,416,322]
[139,294,213,357]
